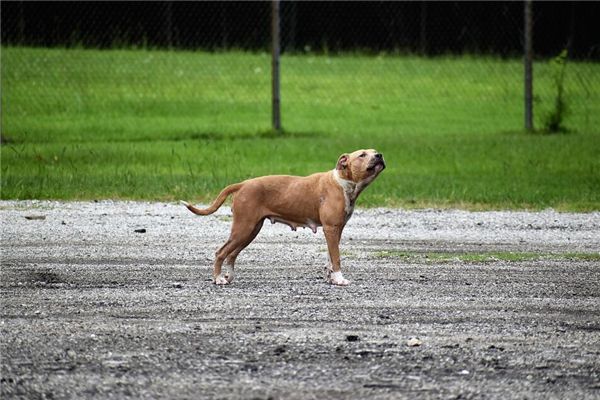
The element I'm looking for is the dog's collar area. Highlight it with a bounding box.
[332,169,358,220]
[332,169,357,195]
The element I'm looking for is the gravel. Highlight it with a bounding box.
[1,200,599,399]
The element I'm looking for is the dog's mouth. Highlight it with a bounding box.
[367,159,386,173]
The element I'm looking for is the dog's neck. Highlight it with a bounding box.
[332,169,357,196]
[332,169,359,221]
[333,167,378,204]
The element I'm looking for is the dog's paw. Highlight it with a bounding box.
[214,275,230,285]
[329,271,350,286]
[331,278,350,286]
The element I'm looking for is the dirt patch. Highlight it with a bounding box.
[1,201,599,399]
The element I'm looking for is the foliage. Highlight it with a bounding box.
[543,49,569,133]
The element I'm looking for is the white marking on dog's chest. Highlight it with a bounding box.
[332,169,357,222]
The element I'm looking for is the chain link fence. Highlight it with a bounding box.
[2,1,599,140]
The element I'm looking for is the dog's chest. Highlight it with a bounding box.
[332,170,357,223]
[337,187,355,222]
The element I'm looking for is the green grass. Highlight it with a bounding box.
[2,47,600,210]
[374,250,600,263]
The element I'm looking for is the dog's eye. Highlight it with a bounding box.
[360,153,367,158]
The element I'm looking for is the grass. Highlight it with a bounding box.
[374,250,600,263]
[2,47,600,210]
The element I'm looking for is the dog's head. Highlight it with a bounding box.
[336,149,386,185]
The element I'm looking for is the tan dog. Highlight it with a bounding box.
[182,149,385,286]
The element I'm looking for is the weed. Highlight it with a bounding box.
[374,250,600,263]
[543,49,569,133]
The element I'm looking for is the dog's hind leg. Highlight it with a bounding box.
[213,218,263,285]
[223,220,264,283]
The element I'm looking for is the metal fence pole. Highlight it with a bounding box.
[524,0,533,131]
[419,1,427,55]
[271,0,282,133]
[164,1,173,49]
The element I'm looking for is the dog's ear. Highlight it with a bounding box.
[336,153,349,170]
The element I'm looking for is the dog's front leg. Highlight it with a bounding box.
[323,225,349,286]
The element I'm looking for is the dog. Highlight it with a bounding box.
[181,149,385,286]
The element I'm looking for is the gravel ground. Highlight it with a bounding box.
[1,200,599,399]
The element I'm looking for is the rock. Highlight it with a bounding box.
[25,215,46,220]
[134,228,147,233]
[407,337,422,347]
[346,335,360,342]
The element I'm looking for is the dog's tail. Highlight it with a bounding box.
[181,183,243,216]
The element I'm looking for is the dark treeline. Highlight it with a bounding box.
[2,1,598,59]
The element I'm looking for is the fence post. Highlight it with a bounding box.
[164,1,173,49]
[419,1,427,55]
[524,0,533,131]
[271,0,282,133]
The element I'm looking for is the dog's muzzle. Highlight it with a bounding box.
[368,154,386,172]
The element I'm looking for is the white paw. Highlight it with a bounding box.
[223,266,234,283]
[214,275,230,285]
[330,271,350,286]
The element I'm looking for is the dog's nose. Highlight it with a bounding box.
[375,153,383,159]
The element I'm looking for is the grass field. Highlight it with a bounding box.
[2,47,599,210]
